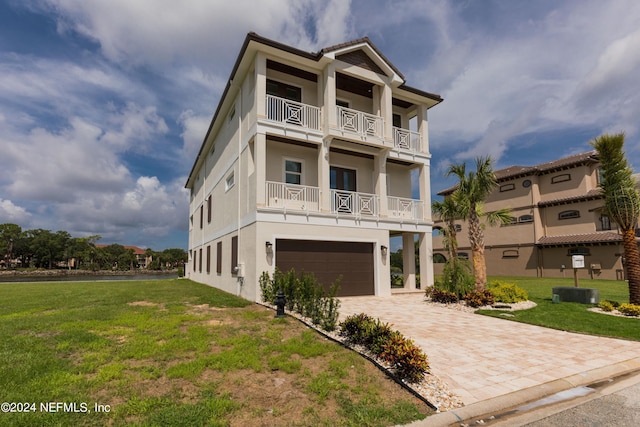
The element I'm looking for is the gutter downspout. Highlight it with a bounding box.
[233,80,243,296]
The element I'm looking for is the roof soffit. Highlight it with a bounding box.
[323,42,404,86]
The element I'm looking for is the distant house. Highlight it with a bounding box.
[433,150,639,281]
[184,33,442,301]
[95,244,151,269]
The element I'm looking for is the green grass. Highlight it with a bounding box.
[0,279,431,426]
[477,276,640,341]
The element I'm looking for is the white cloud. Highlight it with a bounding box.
[0,199,31,224]
[101,103,169,150]
[178,110,211,162]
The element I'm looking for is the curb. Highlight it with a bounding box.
[406,357,640,427]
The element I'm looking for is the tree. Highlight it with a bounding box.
[432,197,462,262]
[0,223,22,268]
[447,156,512,290]
[591,133,640,305]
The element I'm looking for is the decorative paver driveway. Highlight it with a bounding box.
[338,294,640,405]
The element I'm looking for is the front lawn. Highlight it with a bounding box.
[477,276,640,341]
[0,279,432,426]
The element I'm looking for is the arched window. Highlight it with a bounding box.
[433,253,447,263]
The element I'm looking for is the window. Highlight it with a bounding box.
[503,250,519,258]
[228,106,236,122]
[522,179,532,188]
[225,172,235,191]
[500,183,515,192]
[216,242,222,274]
[266,79,301,102]
[432,227,443,237]
[285,160,302,185]
[206,245,211,274]
[458,252,469,259]
[455,224,462,232]
[231,236,238,276]
[207,196,212,223]
[518,215,534,223]
[198,248,202,273]
[600,215,611,230]
[200,205,203,229]
[392,113,402,128]
[597,167,604,185]
[551,173,571,184]
[559,210,580,220]
[433,253,446,263]
[568,247,590,256]
[336,99,349,108]
[191,250,196,272]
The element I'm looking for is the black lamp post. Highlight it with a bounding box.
[274,290,286,318]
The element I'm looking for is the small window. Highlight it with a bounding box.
[522,179,532,188]
[285,160,302,185]
[458,252,469,259]
[207,195,212,223]
[551,173,571,184]
[392,113,402,128]
[228,106,236,122]
[225,172,235,191]
[518,215,533,223]
[455,224,462,232]
[206,245,211,274]
[600,215,611,230]
[198,248,202,273]
[503,250,519,258]
[216,242,222,274]
[199,205,203,229]
[433,253,447,263]
[231,236,238,276]
[568,247,590,256]
[192,250,196,272]
[559,210,580,220]
[500,183,515,192]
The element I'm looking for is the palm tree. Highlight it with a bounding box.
[447,156,512,290]
[591,133,640,305]
[432,196,461,262]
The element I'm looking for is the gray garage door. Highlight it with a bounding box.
[275,239,374,296]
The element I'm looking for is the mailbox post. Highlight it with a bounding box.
[572,255,585,287]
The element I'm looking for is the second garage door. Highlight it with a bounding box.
[275,239,374,296]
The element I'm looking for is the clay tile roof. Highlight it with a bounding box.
[535,150,598,172]
[536,232,623,246]
[537,189,603,207]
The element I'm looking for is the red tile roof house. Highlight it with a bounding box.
[433,150,640,280]
[184,33,443,301]
[95,244,151,269]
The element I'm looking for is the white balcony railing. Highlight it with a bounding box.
[266,181,320,212]
[266,95,321,131]
[392,127,422,152]
[388,197,424,220]
[336,106,384,139]
[331,190,378,216]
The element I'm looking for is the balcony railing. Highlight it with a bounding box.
[392,127,422,152]
[336,106,384,139]
[388,197,424,220]
[331,190,378,216]
[266,95,321,131]
[266,181,320,211]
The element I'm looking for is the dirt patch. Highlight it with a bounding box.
[127,301,166,310]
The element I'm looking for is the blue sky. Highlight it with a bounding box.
[1,0,639,250]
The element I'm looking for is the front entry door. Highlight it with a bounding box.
[330,167,356,213]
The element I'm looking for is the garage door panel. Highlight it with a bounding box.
[276,239,374,296]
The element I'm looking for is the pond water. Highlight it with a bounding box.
[0,273,179,283]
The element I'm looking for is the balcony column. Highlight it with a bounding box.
[418,232,433,289]
[322,64,337,132]
[417,104,429,154]
[255,52,267,119]
[255,133,267,207]
[318,140,331,213]
[418,163,431,221]
[402,233,416,290]
[373,83,393,143]
[374,150,389,217]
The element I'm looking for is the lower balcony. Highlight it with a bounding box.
[266,181,320,212]
[388,196,424,220]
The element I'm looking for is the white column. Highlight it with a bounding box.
[323,64,337,132]
[417,105,429,154]
[403,233,416,290]
[255,53,267,119]
[255,133,266,207]
[418,163,431,221]
[318,140,331,213]
[375,150,389,217]
[419,232,433,289]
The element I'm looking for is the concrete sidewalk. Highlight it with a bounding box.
[338,294,640,424]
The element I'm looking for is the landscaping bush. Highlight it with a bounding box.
[464,289,494,308]
[437,258,474,298]
[598,300,614,312]
[339,313,429,384]
[618,303,640,317]
[487,280,528,303]
[259,268,341,332]
[605,299,621,308]
[428,288,459,304]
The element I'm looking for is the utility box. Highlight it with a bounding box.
[572,255,585,269]
[552,286,599,304]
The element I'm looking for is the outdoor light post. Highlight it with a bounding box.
[275,290,286,318]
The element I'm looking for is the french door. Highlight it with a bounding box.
[330,166,356,213]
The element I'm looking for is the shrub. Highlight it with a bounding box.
[429,288,459,304]
[438,258,474,298]
[379,332,430,383]
[598,300,614,312]
[605,299,621,308]
[618,303,640,317]
[487,280,528,303]
[464,289,495,308]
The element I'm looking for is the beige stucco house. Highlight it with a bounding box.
[433,150,635,281]
[185,33,442,301]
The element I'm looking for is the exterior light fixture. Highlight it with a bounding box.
[381,245,388,256]
[266,241,273,250]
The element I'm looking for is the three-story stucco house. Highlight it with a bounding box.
[185,33,442,301]
[433,150,638,281]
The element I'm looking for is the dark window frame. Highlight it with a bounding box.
[198,248,202,273]
[551,173,571,184]
[207,195,212,223]
[206,245,211,274]
[500,183,515,192]
[503,249,519,258]
[216,242,222,274]
[559,210,580,220]
[231,236,238,276]
[518,214,534,223]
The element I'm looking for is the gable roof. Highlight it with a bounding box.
[185,33,443,188]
